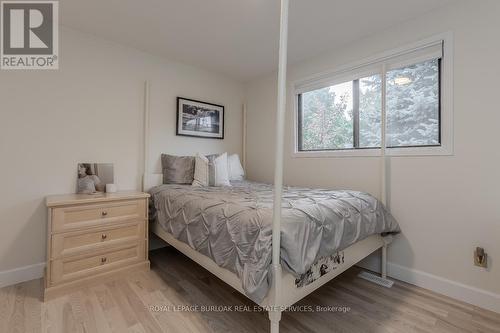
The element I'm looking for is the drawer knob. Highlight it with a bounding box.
[101,257,107,264]
[101,234,107,240]
[101,211,108,217]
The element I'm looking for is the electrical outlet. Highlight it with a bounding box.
[474,247,487,268]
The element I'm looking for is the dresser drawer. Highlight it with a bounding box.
[51,222,145,259]
[50,242,145,285]
[51,199,146,232]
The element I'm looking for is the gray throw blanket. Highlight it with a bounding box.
[150,181,400,303]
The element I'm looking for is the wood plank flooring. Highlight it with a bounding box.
[1,246,499,333]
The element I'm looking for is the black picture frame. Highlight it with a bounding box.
[176,97,225,139]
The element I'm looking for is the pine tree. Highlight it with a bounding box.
[386,59,440,146]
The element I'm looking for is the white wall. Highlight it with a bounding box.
[245,0,500,310]
[0,27,244,284]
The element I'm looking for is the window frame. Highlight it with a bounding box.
[292,32,453,158]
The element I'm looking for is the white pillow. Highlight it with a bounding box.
[227,154,245,181]
[208,152,231,187]
[192,153,209,187]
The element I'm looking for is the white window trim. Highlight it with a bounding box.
[292,32,454,158]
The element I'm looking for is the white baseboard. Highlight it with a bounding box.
[0,263,45,289]
[388,262,500,314]
[357,258,500,314]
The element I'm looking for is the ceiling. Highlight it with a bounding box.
[61,0,457,82]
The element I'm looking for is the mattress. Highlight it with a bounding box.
[149,181,400,303]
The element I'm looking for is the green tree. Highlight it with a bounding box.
[301,86,353,150]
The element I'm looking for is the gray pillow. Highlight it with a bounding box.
[161,154,195,184]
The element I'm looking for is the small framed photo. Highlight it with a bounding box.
[176,97,224,139]
[77,163,114,194]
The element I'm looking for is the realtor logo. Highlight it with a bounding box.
[1,1,58,69]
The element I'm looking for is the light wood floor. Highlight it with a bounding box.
[1,247,500,333]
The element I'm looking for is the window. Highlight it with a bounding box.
[294,35,452,157]
[386,59,440,147]
[298,75,381,151]
[359,75,382,148]
[299,81,354,150]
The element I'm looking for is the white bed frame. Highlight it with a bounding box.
[151,220,392,308]
[142,2,393,332]
[144,173,392,332]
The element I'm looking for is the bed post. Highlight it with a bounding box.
[242,103,247,170]
[380,64,388,279]
[380,64,395,284]
[269,0,289,332]
[142,80,151,192]
[380,64,388,208]
[358,66,393,287]
[381,243,388,279]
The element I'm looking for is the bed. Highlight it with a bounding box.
[138,2,399,332]
[146,178,400,328]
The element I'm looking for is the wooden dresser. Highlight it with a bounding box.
[44,191,150,300]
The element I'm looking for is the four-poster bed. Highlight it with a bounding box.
[144,180,396,333]
[142,1,397,332]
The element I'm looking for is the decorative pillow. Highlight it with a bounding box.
[161,154,195,184]
[192,153,209,187]
[206,153,231,187]
[227,154,245,181]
